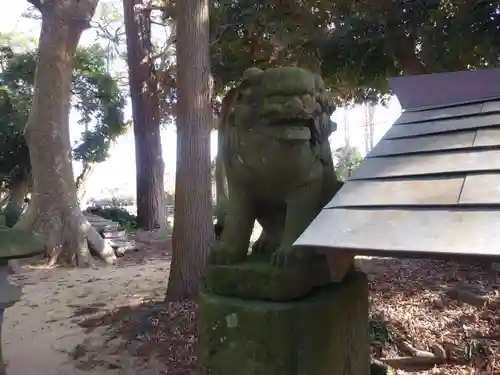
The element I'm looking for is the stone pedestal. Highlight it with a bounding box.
[198,271,370,375]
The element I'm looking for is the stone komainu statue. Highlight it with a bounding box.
[212,67,343,268]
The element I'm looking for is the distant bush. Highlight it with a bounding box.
[86,206,138,232]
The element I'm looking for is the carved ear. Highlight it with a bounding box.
[315,115,336,143]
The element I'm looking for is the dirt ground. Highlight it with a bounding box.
[4,232,500,375]
[4,231,173,375]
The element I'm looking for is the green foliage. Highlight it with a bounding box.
[161,0,335,103]
[334,145,364,181]
[318,0,500,102]
[71,45,128,163]
[0,40,127,189]
[209,0,332,96]
[0,47,34,187]
[161,0,499,106]
[86,206,138,232]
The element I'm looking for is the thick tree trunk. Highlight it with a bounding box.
[214,132,227,208]
[123,0,166,231]
[16,0,116,267]
[166,0,213,301]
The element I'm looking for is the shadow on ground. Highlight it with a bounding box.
[72,299,196,375]
[63,256,500,375]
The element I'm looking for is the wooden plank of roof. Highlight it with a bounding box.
[459,174,500,204]
[325,178,464,208]
[473,128,500,147]
[350,149,500,180]
[294,208,500,258]
[384,113,500,140]
[482,100,500,113]
[389,68,500,111]
[394,100,500,125]
[368,131,476,157]
[395,103,484,125]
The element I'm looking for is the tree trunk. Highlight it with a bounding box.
[123,0,166,231]
[400,54,427,75]
[16,0,116,267]
[166,0,213,301]
[215,130,227,207]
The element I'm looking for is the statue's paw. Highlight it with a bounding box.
[210,244,245,265]
[271,247,299,268]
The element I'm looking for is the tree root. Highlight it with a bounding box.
[7,207,117,270]
[378,341,446,371]
[371,284,500,373]
[370,358,388,375]
[380,355,444,370]
[443,286,500,308]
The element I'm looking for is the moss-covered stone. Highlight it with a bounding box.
[199,271,370,375]
[0,226,44,259]
[206,254,331,301]
[212,66,344,279]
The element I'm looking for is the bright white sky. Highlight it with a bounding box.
[2,1,402,200]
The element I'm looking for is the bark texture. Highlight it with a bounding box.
[214,131,227,208]
[166,0,213,301]
[123,0,166,230]
[16,0,116,267]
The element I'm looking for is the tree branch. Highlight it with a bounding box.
[209,8,256,47]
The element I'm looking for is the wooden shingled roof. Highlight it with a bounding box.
[294,68,500,260]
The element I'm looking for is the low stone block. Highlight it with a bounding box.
[199,271,370,375]
[0,228,45,259]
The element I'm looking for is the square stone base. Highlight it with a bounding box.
[198,271,370,375]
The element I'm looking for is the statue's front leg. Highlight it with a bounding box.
[252,203,286,256]
[210,187,256,265]
[271,179,323,268]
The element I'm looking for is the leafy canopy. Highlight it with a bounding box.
[318,0,500,102]
[162,0,500,105]
[0,40,128,189]
[334,145,364,181]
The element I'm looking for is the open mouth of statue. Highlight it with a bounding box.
[264,118,315,141]
[270,118,314,127]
